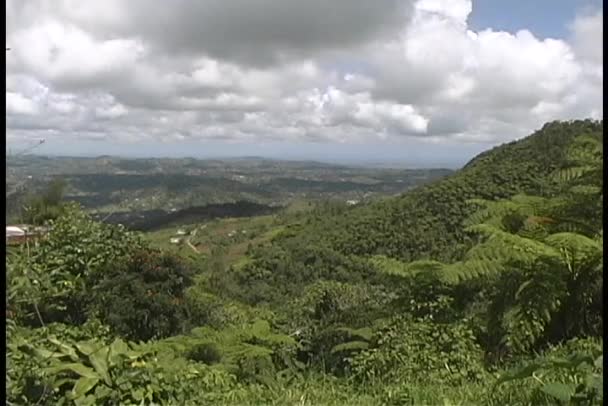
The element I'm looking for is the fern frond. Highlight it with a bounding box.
[442,260,505,284]
[503,305,546,353]
[370,256,444,279]
[555,166,591,183]
[369,255,409,277]
[544,232,602,264]
[595,229,603,245]
[568,185,602,195]
[465,195,549,228]
[553,133,603,184]
[443,226,562,284]
[466,225,560,260]
[502,259,569,353]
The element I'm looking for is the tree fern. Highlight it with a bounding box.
[502,258,568,352]
[373,130,603,356]
[329,327,373,355]
[451,141,602,353]
[370,255,445,280]
[554,134,602,184]
[464,195,549,229]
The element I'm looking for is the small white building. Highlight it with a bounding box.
[6,225,46,245]
[176,229,187,235]
[169,237,182,244]
[6,226,25,242]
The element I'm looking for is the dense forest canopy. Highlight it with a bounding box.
[7,120,603,405]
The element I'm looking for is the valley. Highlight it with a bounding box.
[7,120,604,405]
[6,155,451,224]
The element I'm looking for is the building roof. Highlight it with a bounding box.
[6,226,26,237]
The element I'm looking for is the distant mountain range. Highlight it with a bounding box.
[6,155,452,221]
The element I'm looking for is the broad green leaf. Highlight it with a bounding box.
[75,340,102,357]
[73,394,98,406]
[594,355,603,369]
[43,362,100,379]
[549,353,595,370]
[108,339,129,365]
[88,346,111,386]
[70,376,100,399]
[540,382,575,402]
[591,375,603,398]
[495,361,544,386]
[132,388,145,401]
[47,337,80,361]
[52,378,75,390]
[30,346,68,360]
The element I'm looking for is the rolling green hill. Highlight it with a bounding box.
[272,119,603,263]
[7,119,603,405]
[213,120,604,307]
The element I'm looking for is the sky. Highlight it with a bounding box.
[6,0,603,167]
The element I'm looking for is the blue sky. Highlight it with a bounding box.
[7,0,603,168]
[469,0,602,39]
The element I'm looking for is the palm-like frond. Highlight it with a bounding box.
[370,255,444,279]
[464,195,549,228]
[554,134,603,184]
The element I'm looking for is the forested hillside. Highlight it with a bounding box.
[278,119,602,262]
[7,120,603,405]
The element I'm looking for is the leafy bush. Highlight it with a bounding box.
[20,178,68,225]
[150,319,301,385]
[494,338,603,405]
[89,249,194,341]
[8,332,236,405]
[186,342,223,365]
[7,204,145,326]
[6,120,604,405]
[349,315,486,386]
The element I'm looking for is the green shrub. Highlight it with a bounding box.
[350,315,486,386]
[7,204,145,326]
[8,332,237,405]
[186,342,222,365]
[89,249,194,341]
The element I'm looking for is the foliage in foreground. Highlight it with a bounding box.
[6,120,603,405]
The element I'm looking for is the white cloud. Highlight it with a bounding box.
[569,8,603,65]
[415,0,472,24]
[7,92,39,115]
[95,104,128,119]
[9,20,144,90]
[5,0,603,148]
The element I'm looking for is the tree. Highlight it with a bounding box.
[89,249,194,341]
[21,178,68,225]
[7,203,146,325]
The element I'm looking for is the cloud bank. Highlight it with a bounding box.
[6,0,603,148]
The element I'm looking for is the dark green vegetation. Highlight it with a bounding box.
[7,120,603,405]
[18,178,68,226]
[94,201,279,231]
[6,156,451,223]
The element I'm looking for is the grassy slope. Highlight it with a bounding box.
[145,202,308,265]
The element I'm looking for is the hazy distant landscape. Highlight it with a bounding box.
[6,154,452,225]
